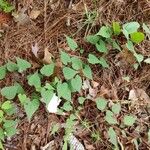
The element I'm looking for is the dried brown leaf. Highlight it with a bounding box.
[30,10,40,19]
[42,48,53,64]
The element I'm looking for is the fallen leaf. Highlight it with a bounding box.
[42,48,53,64]
[47,93,61,113]
[91,80,99,88]
[82,80,91,90]
[12,8,30,25]
[30,10,40,19]
[129,89,150,104]
[31,43,39,58]
[84,140,95,150]
[89,87,98,98]
[82,80,98,99]
[68,134,85,150]
[40,140,55,150]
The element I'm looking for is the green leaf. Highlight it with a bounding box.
[142,23,150,35]
[63,67,77,80]
[78,97,86,105]
[144,58,150,64]
[105,110,118,125]
[60,51,71,65]
[1,85,18,99]
[44,83,54,90]
[6,60,18,72]
[65,35,78,51]
[96,97,107,111]
[1,101,12,110]
[86,35,99,44]
[126,40,135,52]
[5,127,17,137]
[113,22,121,35]
[112,103,121,114]
[18,94,30,105]
[88,54,100,64]
[99,57,109,68]
[28,72,41,89]
[0,128,4,141]
[123,22,140,34]
[0,65,6,80]
[0,140,4,150]
[123,115,136,126]
[0,110,4,119]
[51,124,60,135]
[40,63,55,77]
[57,82,71,101]
[130,32,145,44]
[97,26,112,38]
[113,41,121,51]
[96,39,107,53]
[134,53,144,63]
[3,120,16,128]
[71,57,83,70]
[71,75,82,92]
[82,64,92,79]
[62,102,73,111]
[15,83,25,94]
[24,99,40,121]
[41,88,54,106]
[108,127,118,148]
[16,57,31,73]
[123,22,140,39]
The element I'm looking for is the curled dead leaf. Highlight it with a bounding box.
[12,8,30,25]
[30,10,40,19]
[42,48,53,64]
[129,89,150,104]
[32,43,39,58]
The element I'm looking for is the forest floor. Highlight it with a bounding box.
[0,0,150,150]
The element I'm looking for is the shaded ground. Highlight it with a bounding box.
[0,0,150,149]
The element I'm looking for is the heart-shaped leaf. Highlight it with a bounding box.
[130,32,145,44]
[57,82,71,101]
[1,101,12,110]
[1,85,18,100]
[0,65,6,80]
[97,26,112,38]
[24,99,40,121]
[28,72,41,89]
[61,51,71,65]
[86,35,99,44]
[16,57,31,73]
[96,40,107,53]
[71,75,82,92]
[71,57,83,70]
[113,22,121,35]
[88,54,100,64]
[123,115,136,126]
[40,63,55,77]
[6,60,18,72]
[63,67,77,80]
[82,64,93,80]
[96,97,107,111]
[105,110,118,125]
[65,35,78,51]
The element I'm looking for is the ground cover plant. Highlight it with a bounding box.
[0,0,150,149]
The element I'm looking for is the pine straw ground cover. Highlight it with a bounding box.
[0,0,150,149]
